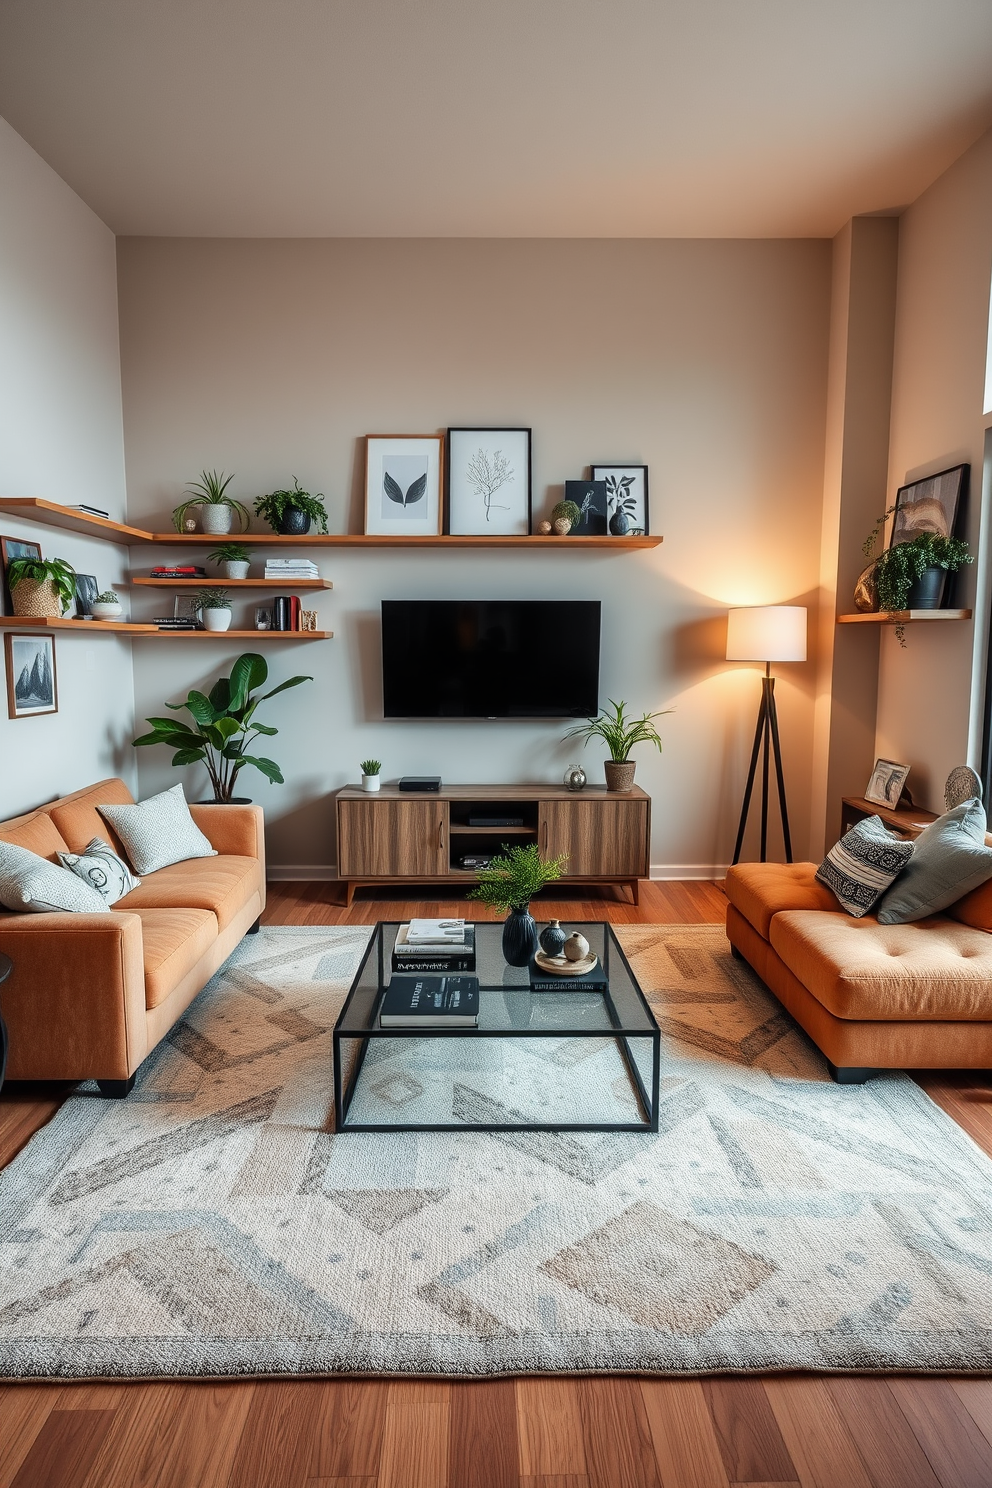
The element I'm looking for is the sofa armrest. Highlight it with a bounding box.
[0,912,147,1081]
[189,803,265,866]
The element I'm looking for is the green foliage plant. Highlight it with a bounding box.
[206,542,252,565]
[563,697,670,762]
[254,478,329,534]
[196,587,232,610]
[172,470,250,532]
[7,556,76,614]
[133,652,313,802]
[550,499,582,533]
[360,759,382,775]
[863,509,972,645]
[94,590,119,605]
[468,842,569,915]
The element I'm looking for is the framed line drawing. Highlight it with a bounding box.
[364,435,444,537]
[5,631,58,718]
[592,464,650,536]
[446,428,531,536]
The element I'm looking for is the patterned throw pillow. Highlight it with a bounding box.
[877,798,992,924]
[816,816,915,918]
[57,836,140,905]
[0,840,109,914]
[97,784,217,876]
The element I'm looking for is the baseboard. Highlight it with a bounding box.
[650,864,729,881]
[267,864,338,881]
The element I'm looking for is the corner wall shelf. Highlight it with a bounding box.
[132,629,332,641]
[132,578,333,589]
[837,609,972,624]
[0,616,158,633]
[0,499,151,542]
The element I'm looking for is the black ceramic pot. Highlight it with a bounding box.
[905,566,944,609]
[609,509,630,536]
[277,505,312,536]
[502,905,539,967]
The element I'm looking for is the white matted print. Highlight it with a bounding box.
[364,436,443,537]
[592,465,649,535]
[447,428,531,535]
[5,632,58,718]
[865,758,911,808]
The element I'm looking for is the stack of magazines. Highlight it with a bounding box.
[263,558,320,581]
[391,918,476,972]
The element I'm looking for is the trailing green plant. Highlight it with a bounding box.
[550,498,581,532]
[206,542,252,565]
[360,758,382,776]
[468,842,568,914]
[7,556,76,614]
[863,510,972,644]
[254,478,329,534]
[172,470,250,532]
[563,697,670,762]
[133,652,313,802]
[196,587,232,610]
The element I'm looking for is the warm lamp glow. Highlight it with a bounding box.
[726,605,807,663]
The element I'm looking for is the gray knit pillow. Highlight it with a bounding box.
[98,785,216,875]
[57,836,140,905]
[816,815,914,918]
[0,840,109,914]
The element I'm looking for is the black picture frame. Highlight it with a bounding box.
[74,574,99,619]
[565,480,608,537]
[446,428,532,536]
[591,464,650,536]
[0,536,43,615]
[890,463,968,546]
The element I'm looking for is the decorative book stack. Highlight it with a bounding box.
[263,558,320,581]
[391,919,476,973]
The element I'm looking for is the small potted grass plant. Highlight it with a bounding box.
[563,697,670,791]
[7,556,76,618]
[361,758,382,793]
[468,842,568,966]
[196,587,233,632]
[207,542,252,580]
[173,470,251,535]
[254,478,329,536]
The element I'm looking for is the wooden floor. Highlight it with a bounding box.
[2,878,992,1488]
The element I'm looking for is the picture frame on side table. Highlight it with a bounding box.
[364,435,444,537]
[592,464,649,536]
[0,536,43,615]
[446,427,531,535]
[5,632,58,718]
[865,758,911,809]
[890,464,967,546]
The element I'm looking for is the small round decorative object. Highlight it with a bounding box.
[563,764,587,791]
[537,520,552,535]
[183,516,198,533]
[944,765,983,810]
[553,518,572,536]
[563,932,590,963]
[539,919,567,957]
[534,948,599,977]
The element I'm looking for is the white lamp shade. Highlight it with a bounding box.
[726,605,807,663]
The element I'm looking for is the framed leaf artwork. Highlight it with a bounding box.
[446,428,532,535]
[591,465,649,536]
[364,435,444,537]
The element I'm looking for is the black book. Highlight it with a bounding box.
[379,974,480,1027]
[390,954,477,973]
[529,959,608,992]
[273,595,292,631]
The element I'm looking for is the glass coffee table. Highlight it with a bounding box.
[333,921,660,1133]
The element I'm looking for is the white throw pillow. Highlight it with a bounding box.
[98,784,217,875]
[57,835,140,905]
[0,840,109,914]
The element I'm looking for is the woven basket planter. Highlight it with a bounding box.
[604,760,636,792]
[11,578,63,618]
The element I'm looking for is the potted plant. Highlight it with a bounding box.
[133,652,312,802]
[361,758,382,793]
[468,842,568,966]
[862,510,972,644]
[91,589,124,621]
[172,470,251,535]
[254,478,329,536]
[207,542,252,580]
[7,556,76,618]
[196,587,234,631]
[563,697,670,791]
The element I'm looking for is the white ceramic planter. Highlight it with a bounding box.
[201,608,233,632]
[200,505,233,535]
[91,602,124,622]
[362,774,381,793]
[222,560,251,580]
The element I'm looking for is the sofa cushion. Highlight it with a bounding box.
[57,836,140,905]
[877,799,992,924]
[130,907,219,1009]
[816,815,915,918]
[769,909,992,1021]
[49,777,134,855]
[98,785,216,875]
[0,839,109,915]
[0,811,70,860]
[117,855,262,931]
[724,862,836,940]
[948,868,992,933]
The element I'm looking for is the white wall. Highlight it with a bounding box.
[117,238,831,874]
[0,117,134,818]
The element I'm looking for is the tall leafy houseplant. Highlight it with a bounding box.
[563,697,670,791]
[172,470,251,533]
[7,556,76,617]
[133,653,312,801]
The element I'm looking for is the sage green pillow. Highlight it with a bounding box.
[877,798,992,924]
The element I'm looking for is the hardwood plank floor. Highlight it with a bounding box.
[2,876,991,1488]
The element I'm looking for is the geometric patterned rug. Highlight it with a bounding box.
[3,923,992,1379]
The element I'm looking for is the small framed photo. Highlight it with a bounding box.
[5,632,58,718]
[74,574,99,619]
[174,596,201,625]
[592,464,649,535]
[565,480,608,536]
[865,758,911,808]
[890,464,967,546]
[446,428,531,535]
[0,536,43,614]
[365,435,444,537]
[255,606,273,630]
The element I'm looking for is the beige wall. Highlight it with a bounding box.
[0,117,134,819]
[874,128,992,808]
[117,238,831,874]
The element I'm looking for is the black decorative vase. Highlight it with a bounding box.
[539,919,567,957]
[609,509,630,537]
[502,905,539,967]
[277,505,312,536]
[905,566,944,609]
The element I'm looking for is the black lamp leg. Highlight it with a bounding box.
[732,681,769,866]
[766,674,793,862]
[732,664,793,866]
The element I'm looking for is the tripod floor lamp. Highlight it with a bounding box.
[727,605,807,865]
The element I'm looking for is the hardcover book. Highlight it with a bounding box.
[529,960,608,993]
[379,974,480,1027]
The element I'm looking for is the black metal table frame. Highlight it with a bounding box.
[332,923,661,1134]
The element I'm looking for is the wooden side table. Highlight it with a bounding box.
[0,951,10,1093]
[841,795,938,841]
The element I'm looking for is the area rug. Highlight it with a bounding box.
[3,923,992,1379]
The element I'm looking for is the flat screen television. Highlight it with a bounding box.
[381,599,601,719]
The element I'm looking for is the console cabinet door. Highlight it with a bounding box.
[539,798,648,878]
[338,799,448,877]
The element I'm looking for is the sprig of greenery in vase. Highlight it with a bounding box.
[468,843,568,915]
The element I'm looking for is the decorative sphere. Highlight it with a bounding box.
[183,517,198,532]
[553,518,572,536]
[563,764,587,791]
[537,520,552,535]
[564,932,590,962]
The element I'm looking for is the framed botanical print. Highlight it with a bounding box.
[592,465,649,536]
[364,435,444,537]
[5,632,58,718]
[446,428,531,535]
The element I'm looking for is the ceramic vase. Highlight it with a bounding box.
[277,506,312,536]
[502,905,539,967]
[202,608,233,632]
[362,773,381,793]
[91,601,123,622]
[609,509,630,536]
[200,505,233,535]
[539,919,567,957]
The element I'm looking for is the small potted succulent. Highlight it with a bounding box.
[172,470,251,535]
[468,842,569,966]
[360,758,382,793]
[91,589,124,621]
[254,478,329,536]
[207,542,252,580]
[7,556,76,618]
[563,697,670,791]
[196,587,234,632]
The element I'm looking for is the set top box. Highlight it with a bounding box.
[398,777,442,793]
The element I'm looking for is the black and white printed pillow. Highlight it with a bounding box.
[57,836,140,905]
[815,815,915,918]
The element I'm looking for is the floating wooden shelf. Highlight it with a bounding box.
[837,609,972,624]
[0,499,151,542]
[133,629,332,640]
[132,577,333,589]
[0,616,158,633]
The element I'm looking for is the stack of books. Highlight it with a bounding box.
[391,918,476,972]
[153,617,200,630]
[379,974,479,1028]
[68,503,110,519]
[150,565,206,579]
[529,959,608,993]
[263,558,320,581]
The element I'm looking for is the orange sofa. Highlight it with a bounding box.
[0,778,265,1096]
[726,861,992,1081]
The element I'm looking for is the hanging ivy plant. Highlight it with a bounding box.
[862,508,972,645]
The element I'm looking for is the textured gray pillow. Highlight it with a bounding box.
[0,840,109,914]
[57,835,140,905]
[98,784,217,875]
[815,815,915,918]
[877,798,992,924]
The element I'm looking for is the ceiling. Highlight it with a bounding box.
[0,0,990,238]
